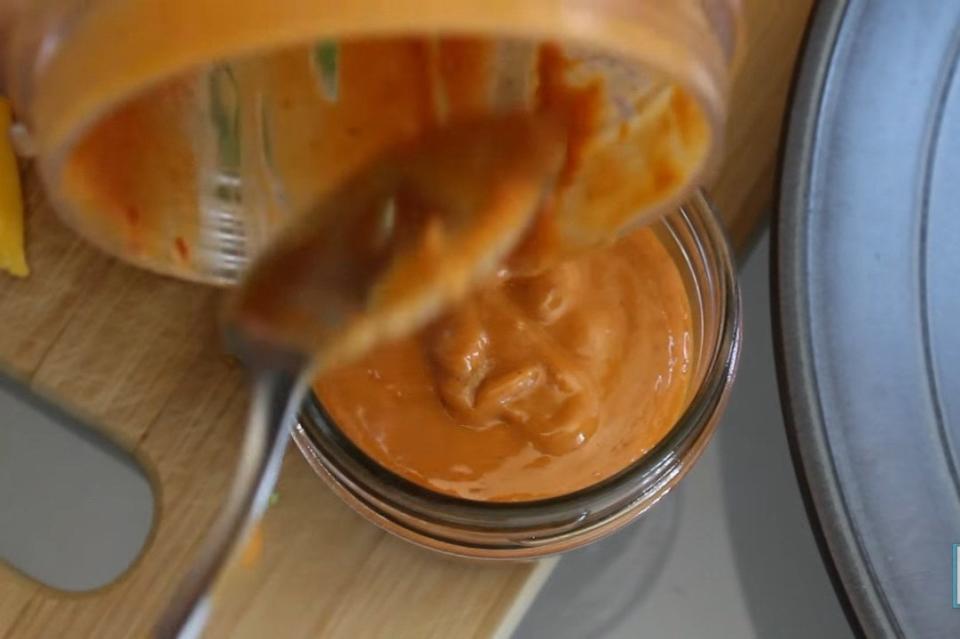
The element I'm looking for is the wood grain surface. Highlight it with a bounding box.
[714,1,817,249]
[0,2,813,637]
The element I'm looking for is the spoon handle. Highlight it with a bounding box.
[155,363,307,639]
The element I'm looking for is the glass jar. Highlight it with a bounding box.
[4,0,742,284]
[292,189,740,558]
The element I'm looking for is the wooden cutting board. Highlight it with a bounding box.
[0,2,813,636]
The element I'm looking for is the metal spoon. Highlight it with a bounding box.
[155,114,564,639]
[154,337,308,639]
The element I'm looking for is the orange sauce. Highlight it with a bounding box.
[304,41,697,501]
[315,227,692,501]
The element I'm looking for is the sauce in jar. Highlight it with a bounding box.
[315,227,692,501]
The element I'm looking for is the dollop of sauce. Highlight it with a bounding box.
[315,227,692,502]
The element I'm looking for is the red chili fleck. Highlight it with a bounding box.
[174,237,189,261]
[124,205,141,226]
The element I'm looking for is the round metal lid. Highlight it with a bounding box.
[776,1,960,637]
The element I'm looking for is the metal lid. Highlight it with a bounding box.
[776,1,960,636]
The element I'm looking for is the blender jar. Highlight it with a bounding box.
[4,0,741,284]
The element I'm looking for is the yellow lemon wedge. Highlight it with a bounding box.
[0,97,28,277]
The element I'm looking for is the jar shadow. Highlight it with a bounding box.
[511,490,682,639]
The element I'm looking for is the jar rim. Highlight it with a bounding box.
[294,189,741,558]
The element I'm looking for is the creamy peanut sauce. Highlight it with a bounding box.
[316,227,692,501]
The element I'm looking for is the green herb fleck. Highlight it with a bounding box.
[209,65,241,169]
[312,41,339,102]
